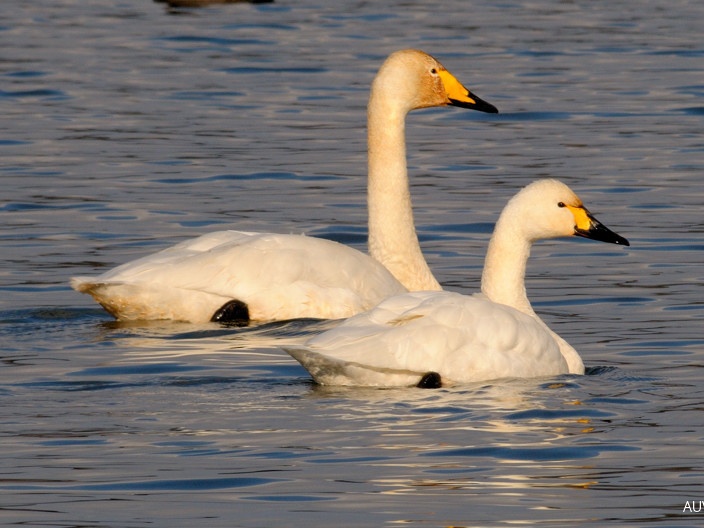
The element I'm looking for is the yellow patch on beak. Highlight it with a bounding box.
[437,68,476,105]
[565,204,593,231]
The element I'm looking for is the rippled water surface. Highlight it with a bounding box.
[1,0,703,526]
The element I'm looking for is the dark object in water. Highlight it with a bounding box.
[211,299,250,326]
[417,372,442,389]
[155,0,274,8]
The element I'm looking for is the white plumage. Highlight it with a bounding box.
[72,232,406,323]
[72,49,497,324]
[285,179,629,387]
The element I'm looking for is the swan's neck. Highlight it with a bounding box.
[480,220,584,374]
[366,97,440,291]
[480,223,534,315]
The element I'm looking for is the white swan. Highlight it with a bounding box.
[285,179,629,388]
[71,49,497,324]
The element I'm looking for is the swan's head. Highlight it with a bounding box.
[372,49,498,114]
[506,179,630,246]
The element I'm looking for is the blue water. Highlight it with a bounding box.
[1,0,703,526]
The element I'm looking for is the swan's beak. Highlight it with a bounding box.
[437,69,499,114]
[569,205,630,246]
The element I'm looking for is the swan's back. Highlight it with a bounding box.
[72,231,407,323]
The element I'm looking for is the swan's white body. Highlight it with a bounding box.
[73,231,407,323]
[72,49,497,323]
[286,180,629,387]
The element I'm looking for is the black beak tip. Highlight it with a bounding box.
[473,98,499,114]
[576,225,630,247]
[449,96,499,114]
[607,230,630,247]
[482,102,499,114]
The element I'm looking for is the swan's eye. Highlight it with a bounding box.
[557,202,566,208]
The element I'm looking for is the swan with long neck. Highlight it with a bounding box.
[366,50,496,290]
[71,50,497,324]
[285,179,629,387]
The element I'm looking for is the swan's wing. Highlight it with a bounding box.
[288,291,567,386]
[72,231,406,322]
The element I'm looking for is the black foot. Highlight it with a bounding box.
[417,371,442,389]
[211,299,250,326]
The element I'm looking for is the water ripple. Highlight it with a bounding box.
[1,476,285,492]
[0,88,68,100]
[423,444,639,462]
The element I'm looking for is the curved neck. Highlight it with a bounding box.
[480,217,584,374]
[480,221,533,315]
[366,95,440,291]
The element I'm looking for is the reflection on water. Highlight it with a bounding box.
[2,306,701,525]
[1,0,703,526]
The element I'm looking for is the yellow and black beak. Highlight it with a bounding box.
[437,69,498,114]
[567,204,630,246]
